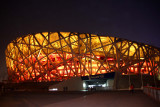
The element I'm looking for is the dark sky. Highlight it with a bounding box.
[0,0,160,81]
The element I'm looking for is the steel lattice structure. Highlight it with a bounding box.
[5,32,160,82]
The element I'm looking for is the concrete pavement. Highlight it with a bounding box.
[0,91,159,107]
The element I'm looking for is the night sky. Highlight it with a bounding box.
[0,0,160,81]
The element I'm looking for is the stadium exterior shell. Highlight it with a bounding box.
[5,32,160,89]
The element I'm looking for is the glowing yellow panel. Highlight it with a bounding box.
[51,41,61,49]
[42,32,48,37]
[155,56,159,62]
[60,32,70,38]
[79,34,86,39]
[103,45,112,53]
[91,34,97,37]
[129,45,136,56]
[109,37,115,43]
[91,37,102,49]
[35,33,45,45]
[8,43,14,52]
[50,32,59,43]
[121,41,129,50]
[116,42,121,49]
[24,35,31,44]
[139,47,144,59]
[100,37,111,46]
[60,39,68,47]
[16,37,22,43]
[133,43,138,49]
[92,49,105,56]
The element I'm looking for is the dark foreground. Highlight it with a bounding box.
[0,91,159,107]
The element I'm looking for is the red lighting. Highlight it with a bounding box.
[150,72,152,75]
[131,67,134,71]
[107,58,114,61]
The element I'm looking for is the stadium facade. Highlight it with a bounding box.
[5,32,160,90]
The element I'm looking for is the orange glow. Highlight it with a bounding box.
[101,70,106,73]
[122,73,125,75]
[57,66,64,70]
[150,72,152,75]
[131,67,134,71]
[135,68,138,72]
[51,74,54,77]
[36,72,40,75]
[5,32,160,82]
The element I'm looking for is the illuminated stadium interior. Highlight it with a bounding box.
[5,32,160,83]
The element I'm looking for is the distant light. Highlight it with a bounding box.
[88,85,95,88]
[83,82,86,88]
[97,56,100,59]
[81,90,88,92]
[122,73,125,75]
[131,67,134,71]
[49,88,58,91]
[140,57,144,60]
[102,84,106,87]
[134,63,137,66]
[107,58,114,61]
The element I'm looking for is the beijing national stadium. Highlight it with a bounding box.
[5,32,160,91]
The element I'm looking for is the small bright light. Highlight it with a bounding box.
[97,56,100,59]
[83,82,86,88]
[88,85,95,88]
[49,88,58,91]
[81,90,88,92]
[102,84,106,87]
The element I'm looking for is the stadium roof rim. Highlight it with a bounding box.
[8,31,160,51]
